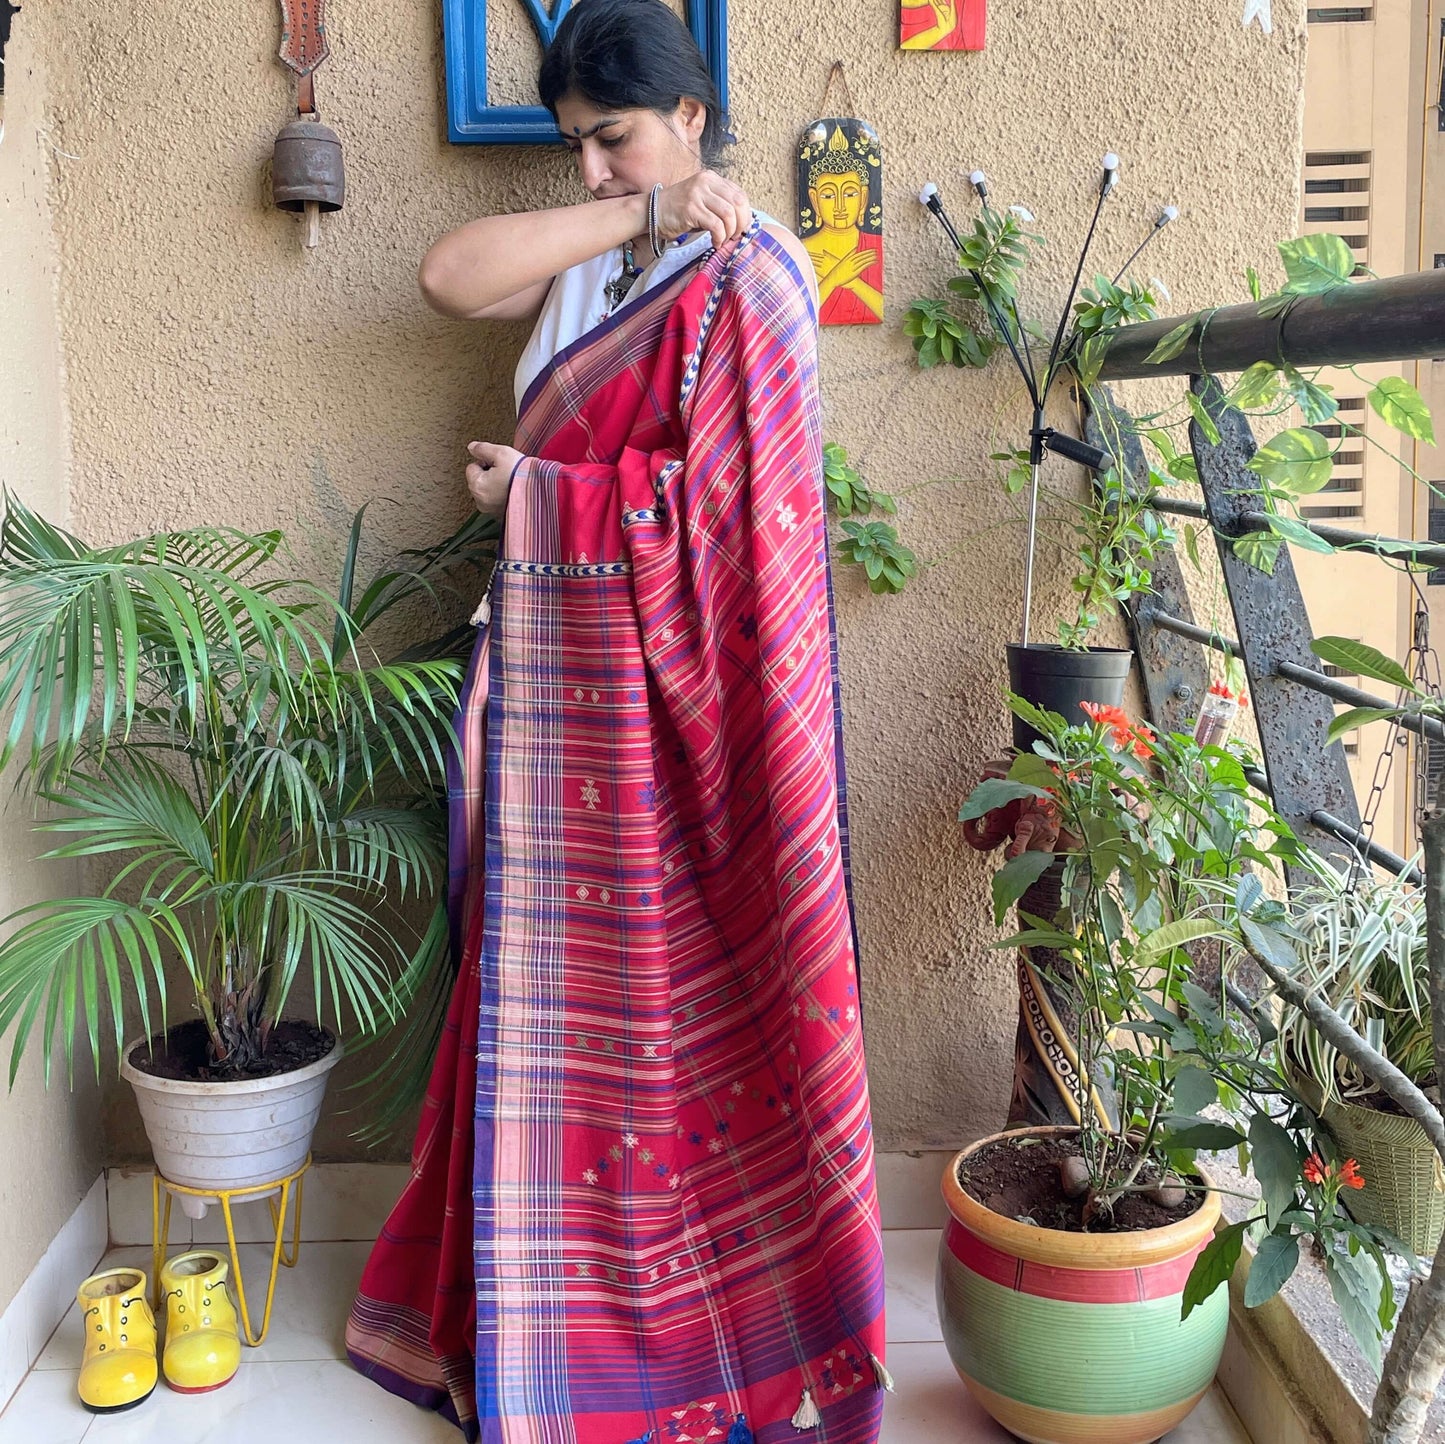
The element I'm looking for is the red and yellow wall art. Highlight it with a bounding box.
[900,0,986,51]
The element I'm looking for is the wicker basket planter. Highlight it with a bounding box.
[1293,1068,1445,1258]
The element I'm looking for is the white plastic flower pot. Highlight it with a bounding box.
[121,1029,341,1214]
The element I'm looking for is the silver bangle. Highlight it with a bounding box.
[648,183,664,260]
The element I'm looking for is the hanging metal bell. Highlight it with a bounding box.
[272,113,344,249]
[272,114,345,214]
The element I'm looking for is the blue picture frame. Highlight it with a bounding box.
[443,0,729,145]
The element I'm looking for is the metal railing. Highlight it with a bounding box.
[1096,269,1445,379]
[1083,271,1445,888]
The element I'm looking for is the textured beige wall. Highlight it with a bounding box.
[7,0,1307,1164]
[0,27,105,1311]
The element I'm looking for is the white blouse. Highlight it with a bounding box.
[513,212,777,413]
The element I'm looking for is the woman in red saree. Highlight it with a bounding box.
[345,4,888,1440]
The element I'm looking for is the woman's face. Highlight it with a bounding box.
[555,93,706,201]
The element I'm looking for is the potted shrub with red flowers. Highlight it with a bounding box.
[950,695,1405,1443]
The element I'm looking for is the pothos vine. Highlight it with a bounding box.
[826,210,1437,639]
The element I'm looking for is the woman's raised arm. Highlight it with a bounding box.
[418,194,650,320]
[418,171,755,322]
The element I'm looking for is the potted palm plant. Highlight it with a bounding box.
[0,493,491,1198]
[1279,856,1443,1257]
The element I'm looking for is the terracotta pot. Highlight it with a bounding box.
[936,1126,1228,1444]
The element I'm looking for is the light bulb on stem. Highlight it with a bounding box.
[1112,203,1182,285]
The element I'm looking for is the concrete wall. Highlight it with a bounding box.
[0,26,105,1311]
[4,0,1308,1165]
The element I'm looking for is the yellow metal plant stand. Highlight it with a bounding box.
[151,1154,309,1346]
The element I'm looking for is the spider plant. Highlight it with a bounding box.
[0,491,494,1100]
[1280,853,1431,1104]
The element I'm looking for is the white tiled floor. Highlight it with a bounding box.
[0,1230,1252,1442]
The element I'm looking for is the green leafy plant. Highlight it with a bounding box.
[823,441,919,593]
[1277,857,1431,1103]
[1123,234,1436,575]
[1312,635,1438,749]
[909,200,1438,627]
[1207,871,1418,1371]
[902,297,998,371]
[823,441,894,517]
[907,189,1174,649]
[963,696,1295,1207]
[0,493,494,1097]
[1057,459,1176,650]
[1072,274,1159,338]
[836,518,919,595]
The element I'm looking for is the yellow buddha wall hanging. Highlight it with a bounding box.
[797,116,884,327]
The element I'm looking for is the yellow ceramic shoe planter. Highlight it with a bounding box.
[159,1251,241,1394]
[76,1267,158,1413]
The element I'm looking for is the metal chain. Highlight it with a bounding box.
[1352,573,1441,883]
[1409,572,1444,828]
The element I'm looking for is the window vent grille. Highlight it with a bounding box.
[1429,505,1445,586]
[1306,398,1365,518]
[1303,152,1372,265]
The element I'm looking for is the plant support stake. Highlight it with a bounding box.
[919,160,1120,645]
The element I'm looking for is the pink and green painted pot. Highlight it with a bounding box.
[936,1127,1229,1444]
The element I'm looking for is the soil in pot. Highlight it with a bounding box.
[958,1133,1201,1233]
[127,1019,334,1084]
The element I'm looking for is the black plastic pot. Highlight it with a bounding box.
[1006,643,1134,752]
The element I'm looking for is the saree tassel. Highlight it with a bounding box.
[790,1388,822,1429]
[624,1432,653,1444]
[468,590,492,626]
[869,1352,896,1393]
[726,1415,755,1444]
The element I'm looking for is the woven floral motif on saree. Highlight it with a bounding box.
[348,223,887,1444]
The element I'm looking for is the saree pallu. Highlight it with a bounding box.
[347,224,887,1444]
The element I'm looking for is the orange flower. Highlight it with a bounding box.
[1340,1159,1366,1190]
[1081,701,1131,732]
[1303,1153,1325,1185]
[1080,701,1140,754]
[1130,723,1157,760]
[1209,679,1250,709]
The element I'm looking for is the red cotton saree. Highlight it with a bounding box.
[346,221,888,1444]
